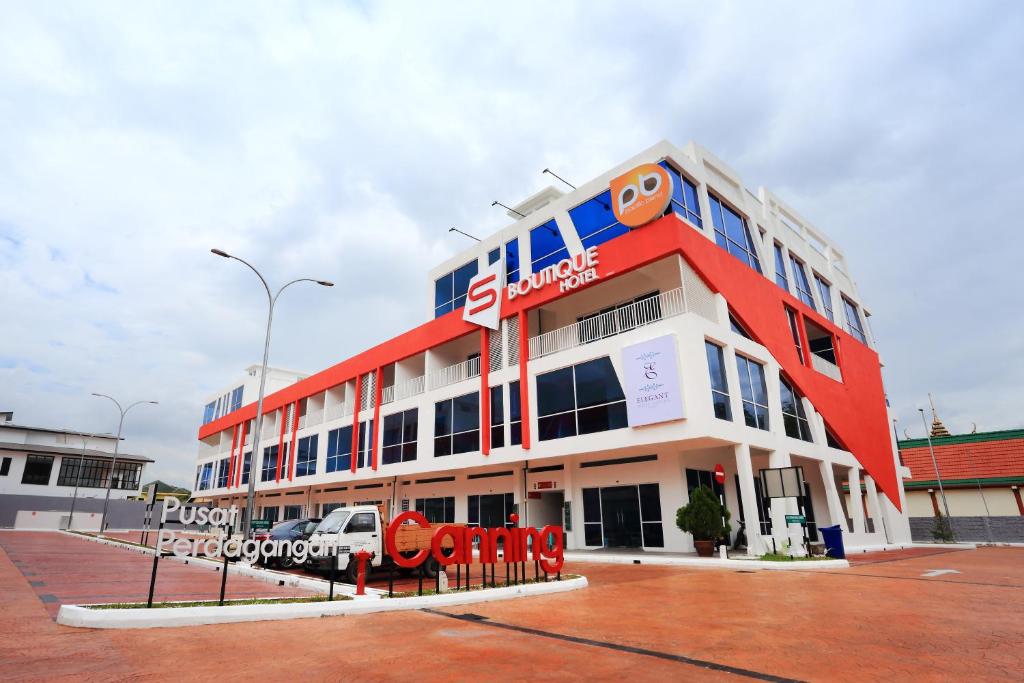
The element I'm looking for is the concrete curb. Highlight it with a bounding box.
[57,530,378,596]
[56,576,588,629]
[562,551,849,570]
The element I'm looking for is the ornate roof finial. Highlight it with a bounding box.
[928,393,951,438]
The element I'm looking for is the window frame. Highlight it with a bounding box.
[788,253,817,310]
[814,273,834,322]
[382,408,418,465]
[434,391,480,456]
[709,193,762,272]
[704,340,732,421]
[735,355,770,431]
[536,356,627,442]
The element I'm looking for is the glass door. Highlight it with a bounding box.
[600,485,643,548]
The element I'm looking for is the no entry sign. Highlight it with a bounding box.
[714,464,725,485]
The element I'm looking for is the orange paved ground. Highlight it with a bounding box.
[0,534,1021,682]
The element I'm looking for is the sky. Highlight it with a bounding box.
[1,2,1022,487]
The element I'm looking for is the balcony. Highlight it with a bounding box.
[325,401,353,422]
[381,375,426,405]
[811,354,843,382]
[428,356,481,391]
[528,287,686,360]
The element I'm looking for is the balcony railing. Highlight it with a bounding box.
[299,409,324,430]
[325,401,353,422]
[811,354,843,382]
[429,356,481,391]
[529,287,686,360]
[382,375,426,405]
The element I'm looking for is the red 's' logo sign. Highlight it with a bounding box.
[462,260,503,330]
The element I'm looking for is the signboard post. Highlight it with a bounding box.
[758,466,810,556]
[714,464,727,557]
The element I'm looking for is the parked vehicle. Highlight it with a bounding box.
[255,517,322,568]
[305,505,457,583]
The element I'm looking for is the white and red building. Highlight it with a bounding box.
[194,140,912,554]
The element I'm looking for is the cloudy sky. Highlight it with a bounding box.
[2,2,1022,486]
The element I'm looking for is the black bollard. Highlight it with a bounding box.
[146,520,164,608]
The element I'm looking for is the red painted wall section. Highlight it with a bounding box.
[480,328,490,456]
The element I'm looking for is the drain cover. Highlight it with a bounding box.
[457,613,489,621]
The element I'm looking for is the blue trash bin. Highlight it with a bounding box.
[820,525,845,559]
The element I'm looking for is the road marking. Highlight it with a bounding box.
[921,569,961,578]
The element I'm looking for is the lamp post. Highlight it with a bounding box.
[918,408,952,522]
[66,431,112,530]
[92,394,158,535]
[211,248,333,539]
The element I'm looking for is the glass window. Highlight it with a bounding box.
[537,357,627,441]
[705,341,732,421]
[357,419,373,468]
[296,434,318,477]
[709,194,762,272]
[197,462,213,490]
[530,220,569,272]
[569,190,627,250]
[240,452,252,485]
[639,483,664,548]
[202,401,215,425]
[788,254,816,310]
[509,381,522,446]
[216,458,229,488]
[814,275,834,322]
[780,377,814,442]
[382,408,418,465]
[21,454,54,485]
[230,386,243,412]
[0,457,10,476]
[660,161,702,229]
[434,259,479,318]
[260,446,279,482]
[490,385,504,449]
[327,426,352,473]
[786,307,805,364]
[283,505,302,521]
[773,243,789,291]
[346,512,376,533]
[58,457,106,488]
[505,238,520,283]
[487,248,500,265]
[415,496,455,524]
[434,391,480,456]
[735,356,769,431]
[842,297,867,344]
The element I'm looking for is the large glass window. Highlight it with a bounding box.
[202,401,215,425]
[434,391,480,456]
[21,454,54,486]
[468,492,515,528]
[709,194,761,272]
[57,457,110,488]
[537,357,626,441]
[529,220,569,272]
[111,461,141,490]
[240,452,251,485]
[434,260,479,318]
[382,408,418,465]
[505,238,520,283]
[509,381,522,446]
[786,307,805,364]
[814,275,834,322]
[216,458,229,488]
[780,377,813,442]
[842,297,868,344]
[296,434,318,477]
[660,161,702,228]
[198,461,213,490]
[229,386,243,412]
[773,243,789,291]
[490,385,504,448]
[260,446,280,482]
[487,248,500,265]
[357,420,374,468]
[735,356,769,431]
[788,254,816,310]
[705,341,732,421]
[415,496,455,524]
[326,426,352,473]
[569,190,626,250]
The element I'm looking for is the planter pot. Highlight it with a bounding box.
[694,540,715,557]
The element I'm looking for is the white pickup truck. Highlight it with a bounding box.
[304,505,448,583]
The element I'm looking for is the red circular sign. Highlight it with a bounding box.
[714,464,725,485]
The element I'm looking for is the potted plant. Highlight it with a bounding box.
[676,485,731,557]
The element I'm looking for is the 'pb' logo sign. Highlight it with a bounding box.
[610,162,673,228]
[462,260,503,330]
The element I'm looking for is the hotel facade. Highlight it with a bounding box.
[195,140,912,555]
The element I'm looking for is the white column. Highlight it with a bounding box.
[819,460,849,533]
[848,467,867,535]
[562,458,578,550]
[864,475,888,542]
[734,443,764,556]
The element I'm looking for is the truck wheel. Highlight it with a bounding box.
[345,558,359,584]
[420,556,439,579]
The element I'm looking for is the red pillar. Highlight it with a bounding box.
[275,407,287,482]
[235,421,248,487]
[481,327,490,456]
[350,375,362,474]
[289,401,300,481]
[518,310,531,450]
[227,424,239,488]
[371,367,383,471]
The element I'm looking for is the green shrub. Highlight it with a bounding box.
[931,514,955,542]
[676,485,731,541]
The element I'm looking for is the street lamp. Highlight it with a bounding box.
[918,408,952,523]
[92,394,158,535]
[211,248,333,538]
[66,431,112,530]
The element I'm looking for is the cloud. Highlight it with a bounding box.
[1,1,1021,485]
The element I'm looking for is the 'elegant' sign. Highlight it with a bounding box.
[621,334,685,426]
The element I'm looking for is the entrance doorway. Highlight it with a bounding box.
[469,492,514,528]
[526,490,564,529]
[582,484,664,549]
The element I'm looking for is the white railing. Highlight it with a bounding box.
[429,357,481,390]
[326,401,352,422]
[811,354,843,382]
[394,375,426,402]
[300,409,324,430]
[380,385,395,405]
[529,287,686,360]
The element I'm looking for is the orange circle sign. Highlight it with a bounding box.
[610,163,673,228]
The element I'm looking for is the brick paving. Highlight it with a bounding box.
[0,534,1021,681]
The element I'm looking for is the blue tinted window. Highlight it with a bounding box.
[382,408,417,465]
[261,445,279,482]
[509,380,522,446]
[240,452,251,484]
[537,357,627,441]
[709,194,762,273]
[487,248,500,265]
[569,190,627,250]
[530,220,569,272]
[434,272,453,317]
[326,426,352,473]
[842,297,867,344]
[296,434,318,477]
[198,462,213,490]
[434,391,480,456]
[705,341,732,421]
[230,386,243,412]
[434,260,478,318]
[788,254,816,310]
[202,402,215,425]
[735,356,769,430]
[659,161,702,229]
[505,238,520,282]
[773,243,789,291]
[815,275,834,322]
[216,459,229,488]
